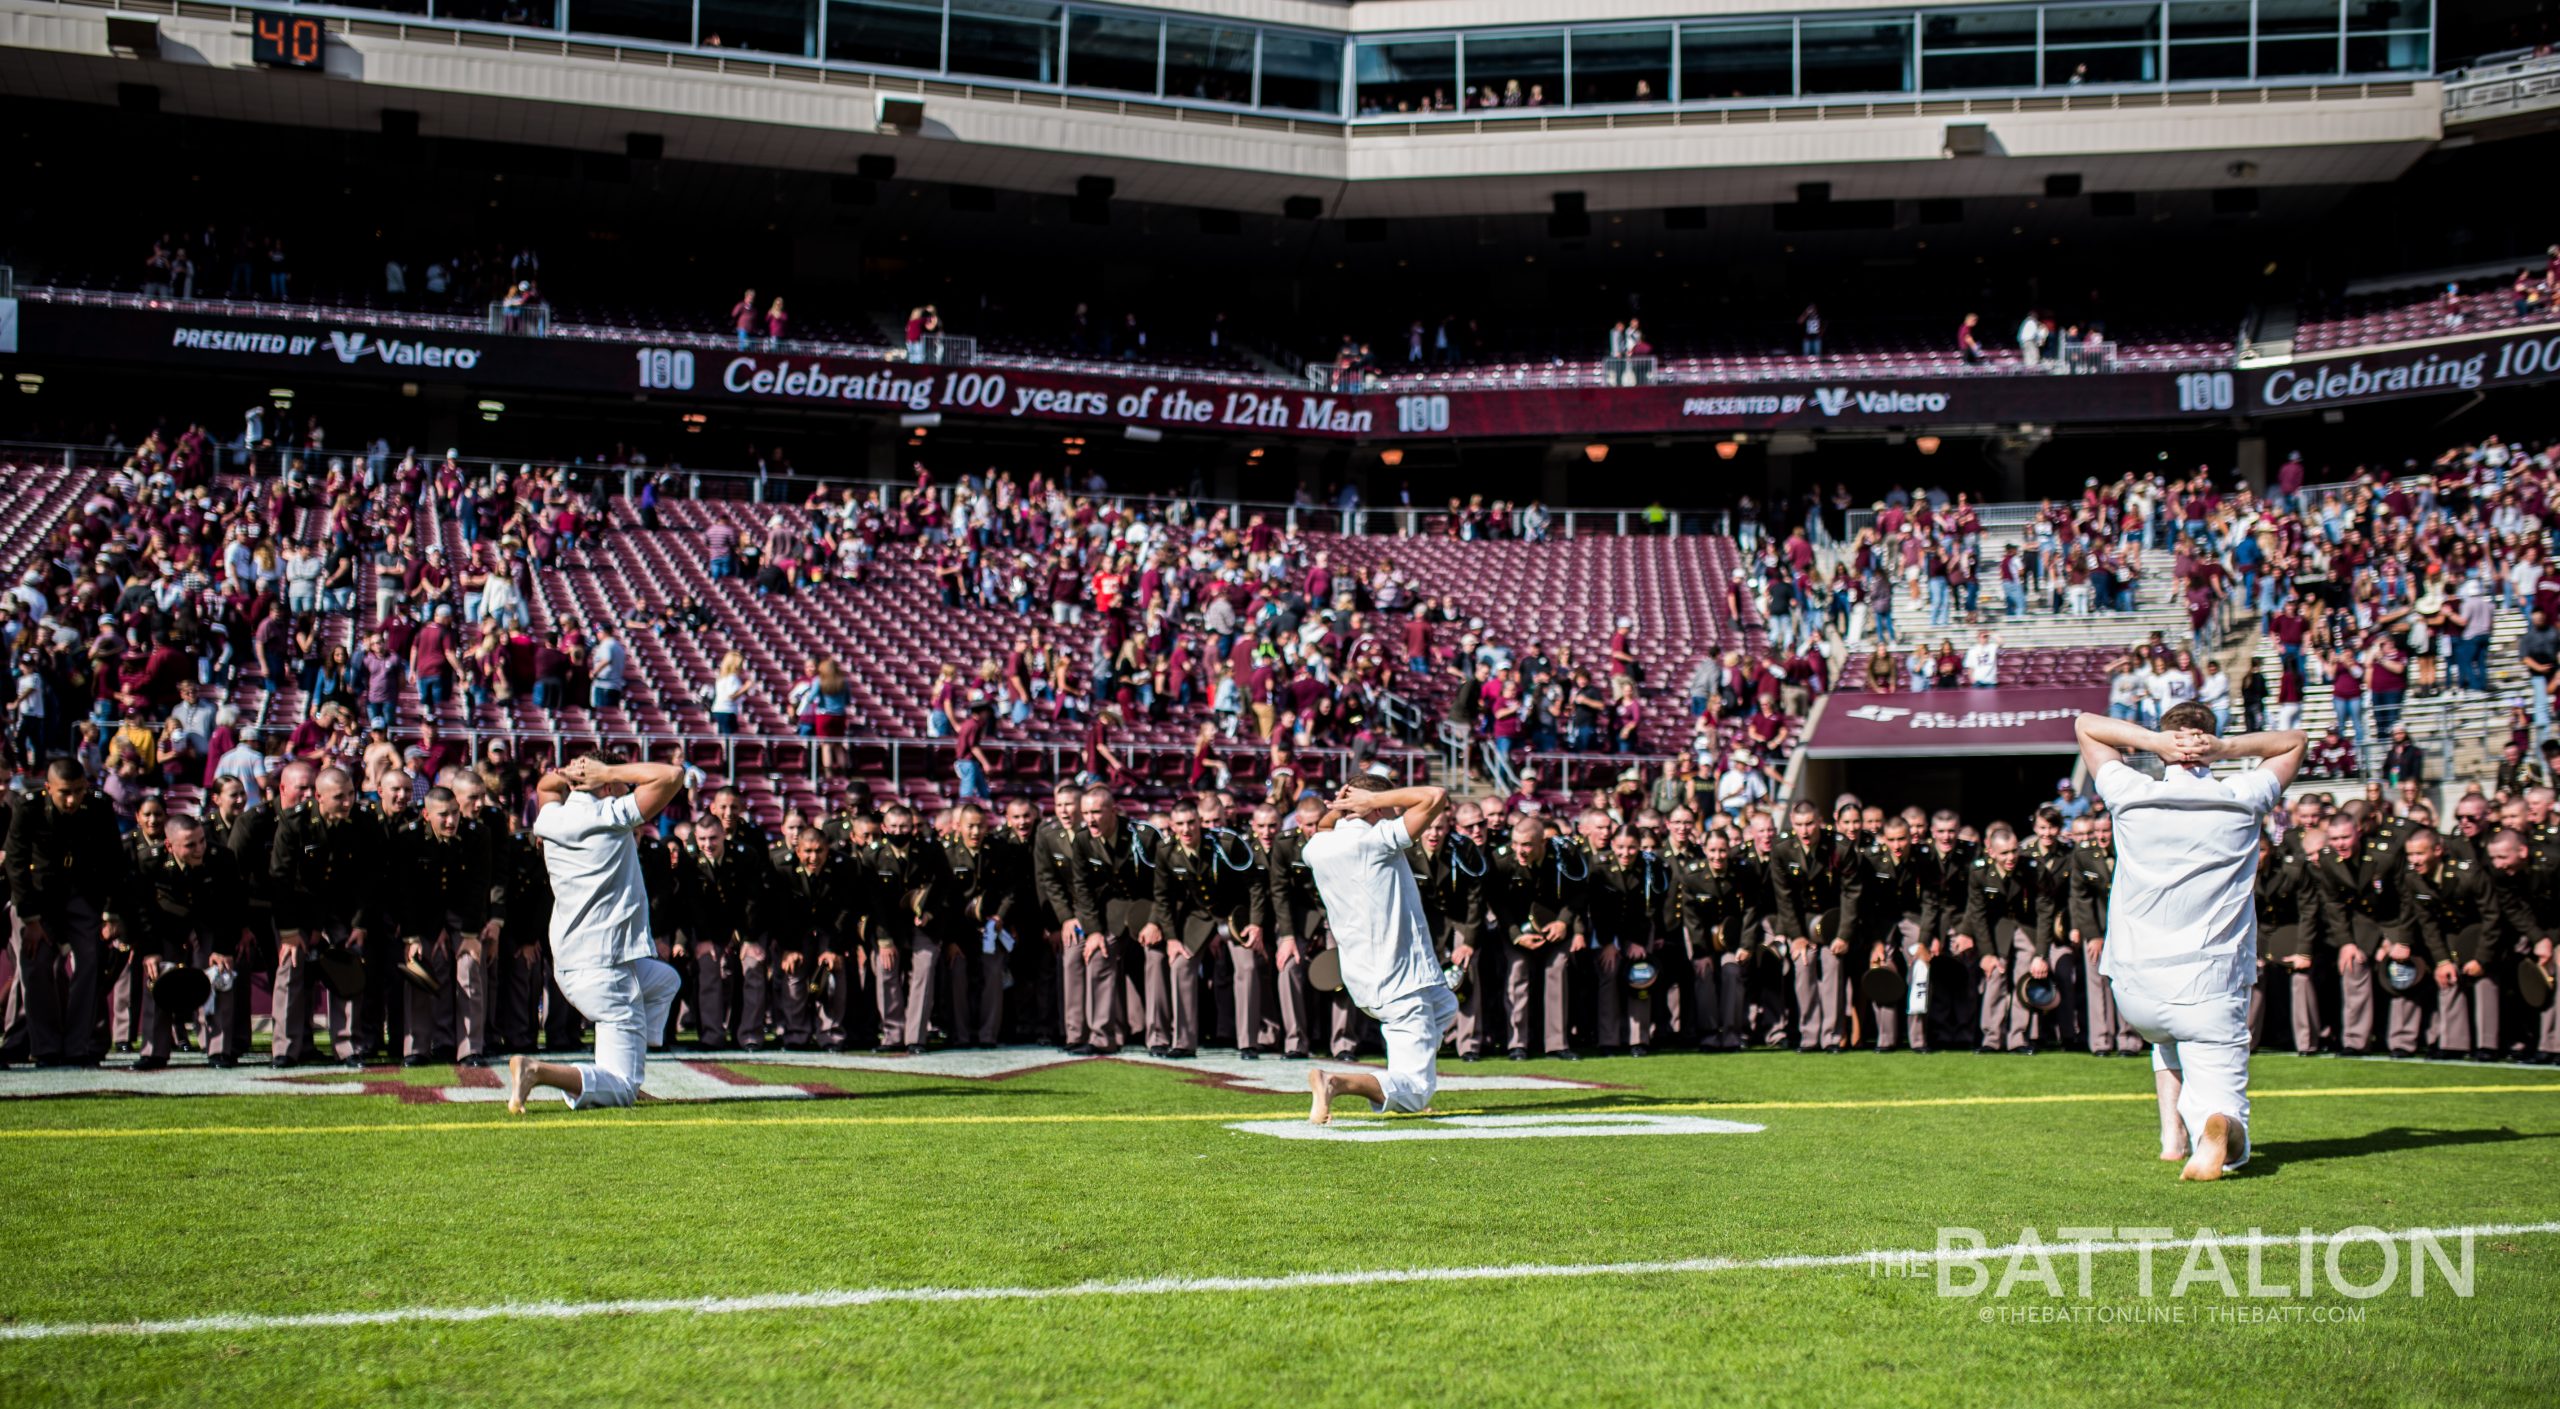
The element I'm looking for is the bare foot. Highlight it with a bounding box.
[506,1055,533,1116]
[2181,1113,2236,1181]
[1306,1068,1336,1125]
[2159,1146,2189,1164]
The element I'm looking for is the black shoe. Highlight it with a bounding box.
[1237,1049,1260,1061]
[784,1039,817,1052]
[401,1055,431,1068]
[1063,1043,1096,1056]
[822,1042,853,1054]
[1282,1049,1310,1060]
[1168,1048,1196,1059]
[906,1045,928,1057]
[269,1054,303,1069]
[1507,1047,1530,1061]
[459,1055,492,1069]
[1459,1052,1480,1062]
[742,1041,768,1053]
[208,1054,238,1070]
[1630,1045,1651,1058]
[340,1054,368,1069]
[133,1053,170,1071]
[1550,1050,1581,1062]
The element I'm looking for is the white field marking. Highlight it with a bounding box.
[1230,1112,1767,1142]
[0,1048,1598,1103]
[2,1222,2552,1343]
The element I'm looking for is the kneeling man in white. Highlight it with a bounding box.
[508,754,685,1113]
[1300,774,1457,1124]
[2076,705,2303,1180]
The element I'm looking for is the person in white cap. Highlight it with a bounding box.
[2075,704,2303,1180]
[506,752,684,1112]
[1300,769,1455,1123]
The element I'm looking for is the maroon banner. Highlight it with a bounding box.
[9,303,2221,441]
[1798,688,2103,758]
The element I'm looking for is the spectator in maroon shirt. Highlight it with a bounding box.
[952,698,993,802]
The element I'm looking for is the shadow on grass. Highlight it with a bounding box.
[2247,1125,2558,1177]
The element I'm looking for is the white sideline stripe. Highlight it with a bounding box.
[5,1222,2555,1343]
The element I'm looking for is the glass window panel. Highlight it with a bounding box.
[346,0,428,14]
[2167,38,2251,77]
[1569,28,1670,105]
[2045,42,2160,83]
[1462,32,1563,110]
[1801,19,1913,95]
[827,0,942,70]
[1355,39,1457,115]
[2257,0,2341,36]
[1164,21,1252,104]
[2344,30,2429,71]
[1680,23,1794,99]
[2167,2,2251,39]
[2257,35,2341,74]
[2345,0,2426,32]
[440,0,559,27]
[1260,33,1341,114]
[698,0,812,54]
[1925,49,2037,89]
[570,0,691,45]
[1920,8,2039,51]
[950,1,1060,83]
[1069,12,1160,94]
[2044,4,2162,45]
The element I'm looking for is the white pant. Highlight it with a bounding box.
[1368,985,1459,1114]
[2111,980,2250,1169]
[554,958,682,1110]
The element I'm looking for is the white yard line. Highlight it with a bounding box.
[4,1222,2553,1343]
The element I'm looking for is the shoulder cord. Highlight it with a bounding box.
[1450,835,1486,878]
[1207,828,1253,873]
[1554,843,1589,885]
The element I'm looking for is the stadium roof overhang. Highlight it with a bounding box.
[0,3,2444,220]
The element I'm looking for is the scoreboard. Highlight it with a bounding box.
[248,10,326,71]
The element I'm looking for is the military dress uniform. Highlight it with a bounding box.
[1846,842,1932,1051]
[1584,849,1666,1052]
[1662,845,1764,1051]
[1032,813,1092,1048]
[105,827,166,1052]
[1771,829,1867,1051]
[1156,829,1276,1055]
[2407,854,2513,1056]
[2253,845,2325,1056]
[133,840,249,1063]
[2307,832,2414,1054]
[2021,838,2084,1049]
[944,830,1031,1047]
[502,828,579,1051]
[272,803,387,1065]
[397,818,495,1064]
[1482,842,1586,1058]
[872,831,959,1051]
[2065,840,2144,1054]
[771,845,869,1050]
[1958,854,2056,1052]
[634,827,686,1046]
[1407,830,1485,1054]
[683,841,768,1047]
[1915,838,1979,1049]
[1,789,128,1067]
[1269,827,1338,1058]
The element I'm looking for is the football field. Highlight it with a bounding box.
[2,1048,2556,1407]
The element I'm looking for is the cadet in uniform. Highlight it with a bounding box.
[399,787,495,1066]
[771,825,866,1051]
[233,761,314,1064]
[683,814,768,1048]
[1270,794,1342,1059]
[1031,782,1093,1051]
[944,802,1027,1049]
[1482,815,1586,1060]
[133,813,248,1067]
[2253,833,2324,1056]
[273,767,386,1068]
[2403,827,2509,1057]
[1154,800,1275,1057]
[1663,813,1763,1052]
[2067,813,2143,1054]
[1585,828,1663,1055]
[1954,822,2050,1052]
[1849,815,1933,1052]
[1770,800,1866,1052]
[872,802,957,1054]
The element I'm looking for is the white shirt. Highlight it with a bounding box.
[1301,815,1443,1013]
[1964,642,2000,686]
[2092,760,2284,1004]
[532,791,654,971]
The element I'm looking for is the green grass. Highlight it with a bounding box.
[2,1051,2557,1406]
